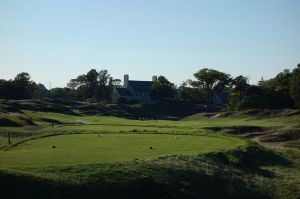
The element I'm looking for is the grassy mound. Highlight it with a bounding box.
[204,126,264,134]
[260,125,300,142]
[183,109,300,121]
[282,141,300,149]
[0,99,80,115]
[0,144,287,199]
[0,113,34,127]
[0,99,204,120]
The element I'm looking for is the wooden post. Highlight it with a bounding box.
[8,132,11,145]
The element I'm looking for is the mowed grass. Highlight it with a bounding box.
[0,107,299,199]
[0,110,297,167]
[0,133,245,167]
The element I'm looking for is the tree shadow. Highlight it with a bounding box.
[204,145,292,177]
[0,145,290,199]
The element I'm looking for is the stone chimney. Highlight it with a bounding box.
[124,74,129,88]
[152,75,157,82]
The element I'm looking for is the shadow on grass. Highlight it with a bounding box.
[0,168,271,199]
[0,144,289,199]
[205,145,292,177]
[0,99,81,116]
[204,126,265,134]
[0,118,21,127]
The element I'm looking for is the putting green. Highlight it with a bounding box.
[0,133,246,167]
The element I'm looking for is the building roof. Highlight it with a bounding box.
[128,80,152,93]
[115,87,132,96]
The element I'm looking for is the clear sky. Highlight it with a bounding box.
[0,0,299,88]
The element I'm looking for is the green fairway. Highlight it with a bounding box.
[0,133,245,167]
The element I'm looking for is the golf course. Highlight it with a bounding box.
[1,0,300,198]
[0,100,299,199]
[0,133,245,167]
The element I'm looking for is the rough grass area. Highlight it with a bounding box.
[260,125,300,142]
[0,113,34,127]
[282,141,300,149]
[184,111,300,150]
[0,144,288,199]
[203,126,265,136]
[183,109,300,121]
[0,99,204,120]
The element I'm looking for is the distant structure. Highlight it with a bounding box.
[111,74,157,104]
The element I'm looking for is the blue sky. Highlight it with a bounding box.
[0,0,299,88]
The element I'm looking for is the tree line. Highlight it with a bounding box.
[182,64,300,111]
[0,64,299,111]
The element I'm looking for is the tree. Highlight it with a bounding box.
[150,76,176,102]
[67,78,80,98]
[49,88,69,98]
[259,69,291,94]
[106,77,114,101]
[290,64,300,107]
[177,81,205,104]
[67,69,115,101]
[241,85,294,109]
[67,75,87,100]
[97,70,112,101]
[14,72,30,85]
[14,72,37,99]
[257,68,294,108]
[34,83,49,98]
[0,72,37,99]
[230,75,249,110]
[0,73,40,99]
[0,79,14,99]
[190,68,231,112]
[241,85,263,108]
[86,69,99,99]
[227,92,240,111]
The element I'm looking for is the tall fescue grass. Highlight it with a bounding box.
[0,113,34,127]
[260,125,300,142]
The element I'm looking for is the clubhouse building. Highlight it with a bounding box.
[111,75,157,104]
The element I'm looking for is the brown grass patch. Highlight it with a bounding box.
[0,113,34,127]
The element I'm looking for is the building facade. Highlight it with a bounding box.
[111,74,157,104]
